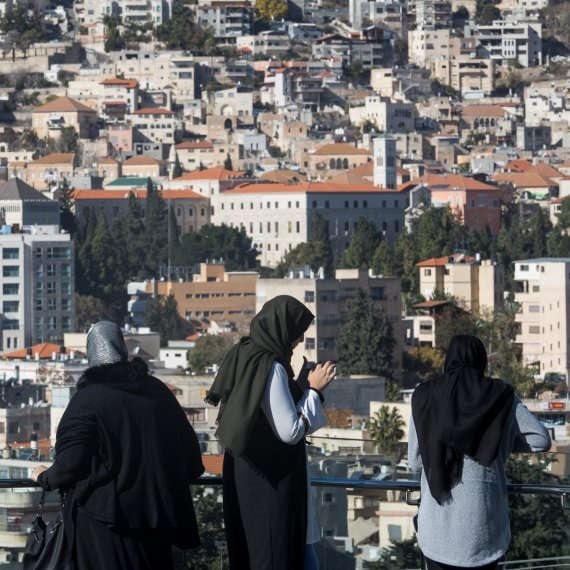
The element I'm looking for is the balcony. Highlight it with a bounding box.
[0,443,568,568]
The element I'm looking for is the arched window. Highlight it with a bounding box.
[336,158,342,169]
[342,158,349,169]
[329,158,335,169]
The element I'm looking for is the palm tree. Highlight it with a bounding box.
[367,405,405,462]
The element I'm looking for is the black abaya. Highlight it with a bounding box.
[74,508,173,570]
[223,410,307,570]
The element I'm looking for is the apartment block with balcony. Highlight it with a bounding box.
[467,18,542,67]
[514,258,570,381]
[196,0,254,39]
[257,268,402,374]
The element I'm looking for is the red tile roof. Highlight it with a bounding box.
[416,254,476,267]
[223,181,401,194]
[177,167,244,181]
[1,342,64,359]
[74,189,205,200]
[100,77,139,89]
[176,141,215,151]
[34,96,97,114]
[460,104,509,118]
[313,142,372,156]
[131,107,174,116]
[492,172,553,188]
[31,153,75,165]
[413,174,498,192]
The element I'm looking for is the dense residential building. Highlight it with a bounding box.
[467,18,542,67]
[514,258,570,381]
[414,173,504,233]
[143,263,258,330]
[416,253,505,313]
[31,97,98,140]
[196,0,254,39]
[257,268,402,373]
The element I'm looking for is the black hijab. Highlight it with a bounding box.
[206,295,314,455]
[411,334,515,505]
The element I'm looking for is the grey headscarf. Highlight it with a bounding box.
[86,321,128,368]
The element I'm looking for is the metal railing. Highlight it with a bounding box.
[1,477,568,508]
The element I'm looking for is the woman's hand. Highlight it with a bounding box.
[31,465,48,482]
[308,361,336,392]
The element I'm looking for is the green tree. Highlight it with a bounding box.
[188,334,235,374]
[367,405,405,460]
[174,224,257,270]
[371,240,396,276]
[182,487,228,569]
[434,303,478,350]
[156,3,216,53]
[341,217,382,269]
[506,455,570,561]
[145,295,191,346]
[74,294,114,331]
[337,290,395,377]
[58,178,76,236]
[144,178,169,277]
[274,241,332,276]
[364,536,422,569]
[103,15,125,52]
[476,0,501,24]
[172,153,183,178]
[255,0,288,20]
[55,127,78,153]
[125,193,149,279]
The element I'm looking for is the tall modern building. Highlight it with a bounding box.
[514,258,570,380]
[0,179,74,352]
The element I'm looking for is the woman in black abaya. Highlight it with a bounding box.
[206,295,336,570]
[32,321,204,569]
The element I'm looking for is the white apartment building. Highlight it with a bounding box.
[349,96,416,133]
[407,28,451,68]
[127,107,179,145]
[468,18,542,67]
[407,0,452,29]
[0,179,74,352]
[257,268,402,374]
[236,32,291,58]
[514,258,570,380]
[196,0,254,38]
[348,0,405,31]
[0,229,74,352]
[75,0,172,27]
[211,182,406,267]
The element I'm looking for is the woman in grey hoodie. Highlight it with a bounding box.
[408,335,551,569]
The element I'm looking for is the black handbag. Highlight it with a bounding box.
[23,489,69,570]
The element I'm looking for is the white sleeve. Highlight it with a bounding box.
[407,415,423,472]
[261,362,327,444]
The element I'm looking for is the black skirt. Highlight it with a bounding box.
[223,449,307,570]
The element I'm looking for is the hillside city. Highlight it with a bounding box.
[0,0,569,566]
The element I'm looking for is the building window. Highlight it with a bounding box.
[2,248,19,260]
[529,325,540,334]
[2,266,19,278]
[424,269,432,276]
[305,338,315,350]
[304,291,315,303]
[520,264,529,271]
[3,284,18,295]
[296,222,300,233]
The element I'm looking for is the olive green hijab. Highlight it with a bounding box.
[206,295,314,455]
